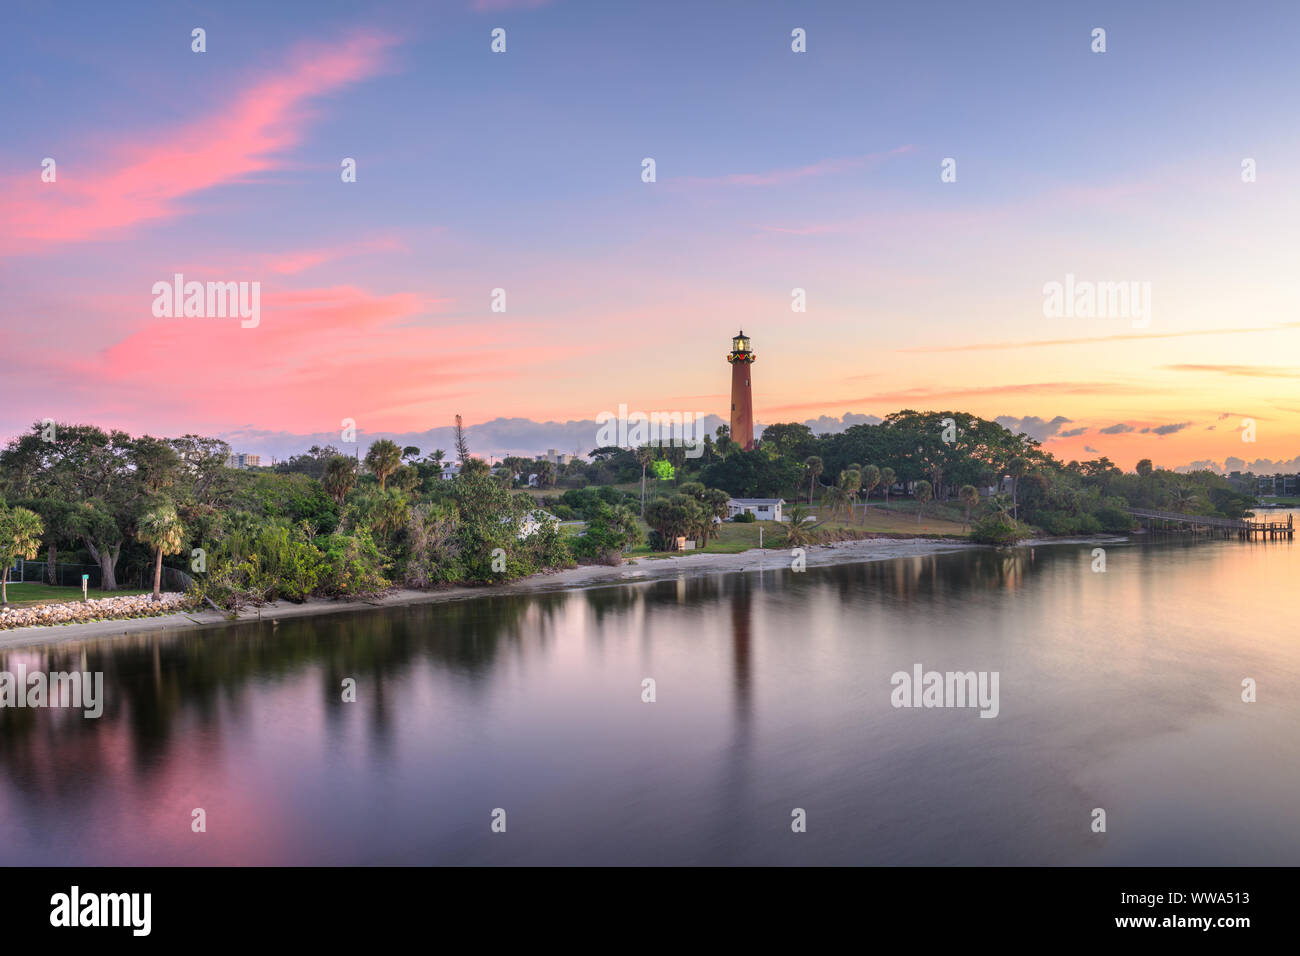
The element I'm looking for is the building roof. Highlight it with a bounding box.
[728,497,784,505]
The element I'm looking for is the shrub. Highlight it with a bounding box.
[970,514,1032,545]
[1076,513,1102,534]
[571,503,642,564]
[1093,506,1136,533]
[189,522,322,607]
[731,511,756,523]
[317,531,390,596]
[1035,510,1078,536]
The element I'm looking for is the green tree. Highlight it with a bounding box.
[860,464,881,513]
[879,467,896,509]
[701,450,802,499]
[678,482,731,545]
[645,494,705,548]
[321,455,357,505]
[759,422,815,461]
[914,479,933,524]
[573,502,643,563]
[364,439,403,491]
[959,484,979,532]
[0,505,44,605]
[635,445,655,516]
[803,455,824,505]
[1007,456,1028,518]
[453,415,471,466]
[137,504,186,601]
[784,504,821,548]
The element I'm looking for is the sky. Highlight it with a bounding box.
[2,0,1298,470]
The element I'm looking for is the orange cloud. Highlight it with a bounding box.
[1164,364,1298,378]
[0,31,395,253]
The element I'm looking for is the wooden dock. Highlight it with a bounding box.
[1124,507,1294,540]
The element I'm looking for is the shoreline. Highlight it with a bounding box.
[0,534,1122,650]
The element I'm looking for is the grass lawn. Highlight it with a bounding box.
[628,519,787,557]
[1,582,152,608]
[809,501,970,537]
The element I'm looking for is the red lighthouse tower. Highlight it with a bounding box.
[727,330,756,451]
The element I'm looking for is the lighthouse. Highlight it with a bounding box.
[727,330,756,451]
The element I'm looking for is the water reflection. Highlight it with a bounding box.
[1,534,1297,865]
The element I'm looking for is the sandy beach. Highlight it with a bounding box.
[0,536,1001,649]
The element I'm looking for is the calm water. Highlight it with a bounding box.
[2,525,1298,866]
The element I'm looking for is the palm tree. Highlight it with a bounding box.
[364,439,403,491]
[1169,486,1198,513]
[701,487,731,545]
[785,504,818,547]
[635,445,655,516]
[959,484,979,533]
[914,479,933,525]
[841,467,862,521]
[137,504,186,602]
[823,483,850,518]
[879,467,896,509]
[804,455,824,505]
[989,493,1014,519]
[322,455,357,505]
[1006,456,1028,519]
[860,465,881,518]
[0,505,44,606]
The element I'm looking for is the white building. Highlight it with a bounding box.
[440,462,460,481]
[514,510,561,539]
[727,498,785,521]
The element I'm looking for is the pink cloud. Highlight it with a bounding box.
[266,237,407,275]
[47,284,574,432]
[0,31,395,254]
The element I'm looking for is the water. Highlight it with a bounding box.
[2,527,1298,865]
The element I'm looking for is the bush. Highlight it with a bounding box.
[731,512,756,523]
[317,531,390,596]
[1076,513,1102,534]
[1034,510,1079,536]
[970,514,1032,545]
[189,522,322,607]
[571,503,642,564]
[1092,506,1136,533]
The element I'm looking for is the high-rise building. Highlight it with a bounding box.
[727,330,756,451]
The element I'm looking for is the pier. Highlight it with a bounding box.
[1124,507,1294,540]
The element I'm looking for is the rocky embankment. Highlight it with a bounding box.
[0,593,188,630]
